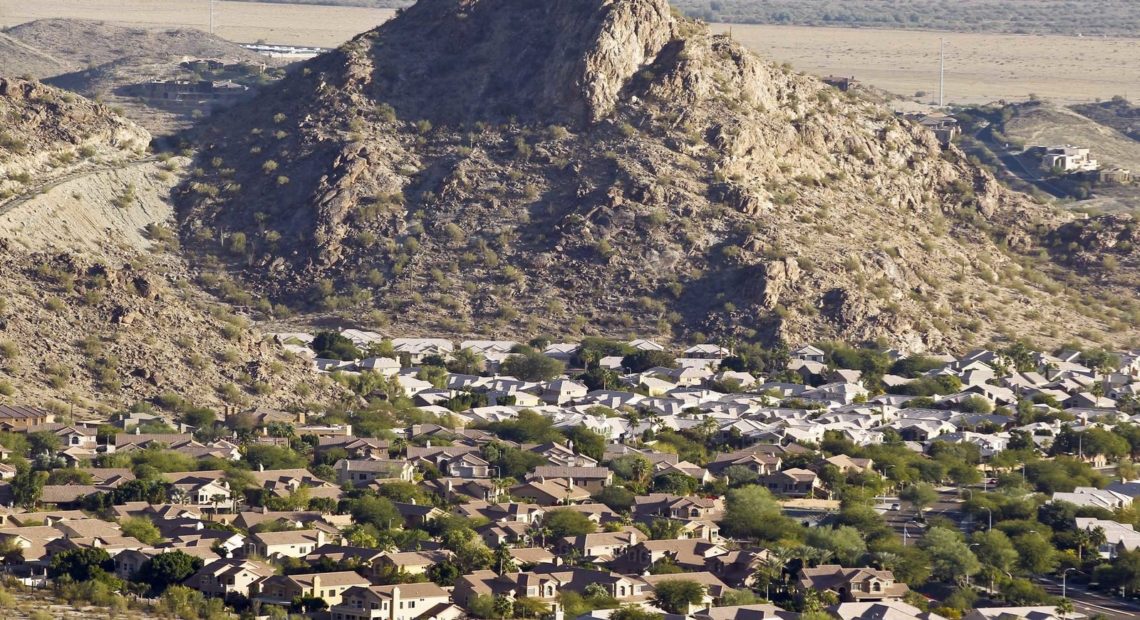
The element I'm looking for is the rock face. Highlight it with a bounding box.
[348,0,676,126]
[178,0,1136,351]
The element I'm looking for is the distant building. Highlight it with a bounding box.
[1039,145,1099,173]
[823,75,859,92]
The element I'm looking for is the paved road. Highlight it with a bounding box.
[1038,577,1140,620]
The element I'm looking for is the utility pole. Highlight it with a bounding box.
[939,37,945,107]
[209,0,216,35]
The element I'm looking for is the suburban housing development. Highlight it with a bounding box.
[1,333,1138,620]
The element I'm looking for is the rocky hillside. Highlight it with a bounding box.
[0,77,334,412]
[179,0,1137,352]
[0,77,148,199]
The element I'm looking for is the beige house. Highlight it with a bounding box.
[257,571,370,607]
[245,529,327,559]
[798,565,909,602]
[188,558,276,598]
[330,583,458,620]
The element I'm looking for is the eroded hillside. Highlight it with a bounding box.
[178,0,1137,352]
[0,77,336,412]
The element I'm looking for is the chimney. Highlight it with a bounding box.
[311,574,321,597]
[297,410,307,425]
[391,585,401,620]
[426,440,431,448]
[259,463,264,472]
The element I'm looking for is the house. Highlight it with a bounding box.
[257,571,371,607]
[188,558,276,598]
[334,459,415,485]
[554,527,641,563]
[760,468,824,498]
[331,583,459,620]
[633,494,723,521]
[832,601,947,620]
[964,607,1087,620]
[529,466,612,493]
[1039,145,1098,173]
[1052,487,1132,511]
[1074,517,1140,558]
[160,472,231,506]
[916,111,961,147]
[707,548,773,588]
[621,538,728,572]
[629,339,665,352]
[822,454,874,474]
[244,529,327,559]
[684,344,731,360]
[0,405,55,429]
[510,479,591,506]
[823,75,858,92]
[798,565,908,602]
[370,550,453,578]
[791,345,826,364]
[643,572,730,609]
[391,338,455,364]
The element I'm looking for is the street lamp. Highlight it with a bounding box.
[982,507,992,531]
[903,521,921,546]
[1062,567,1077,600]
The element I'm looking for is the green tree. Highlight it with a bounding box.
[565,426,606,463]
[492,594,514,619]
[121,516,164,545]
[49,548,115,582]
[136,551,204,593]
[900,482,938,514]
[500,350,565,381]
[722,485,800,542]
[611,607,664,620]
[1012,532,1058,575]
[652,579,705,614]
[310,331,362,360]
[349,496,402,531]
[448,348,485,375]
[493,543,517,575]
[10,466,46,510]
[544,509,597,539]
[621,350,677,373]
[805,525,867,566]
[918,527,980,585]
[970,529,1018,574]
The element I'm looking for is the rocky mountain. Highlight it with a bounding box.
[178,0,1137,352]
[0,77,332,412]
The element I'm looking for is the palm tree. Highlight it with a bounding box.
[210,493,228,519]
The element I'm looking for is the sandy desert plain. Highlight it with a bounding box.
[1,0,1139,105]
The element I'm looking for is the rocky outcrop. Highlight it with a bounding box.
[177,0,1136,351]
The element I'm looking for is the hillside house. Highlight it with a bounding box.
[1039,145,1099,173]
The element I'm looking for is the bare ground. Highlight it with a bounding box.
[0,0,396,47]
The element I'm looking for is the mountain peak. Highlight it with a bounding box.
[353,0,676,126]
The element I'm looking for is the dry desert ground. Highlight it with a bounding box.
[2,1,1139,104]
[0,0,396,47]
